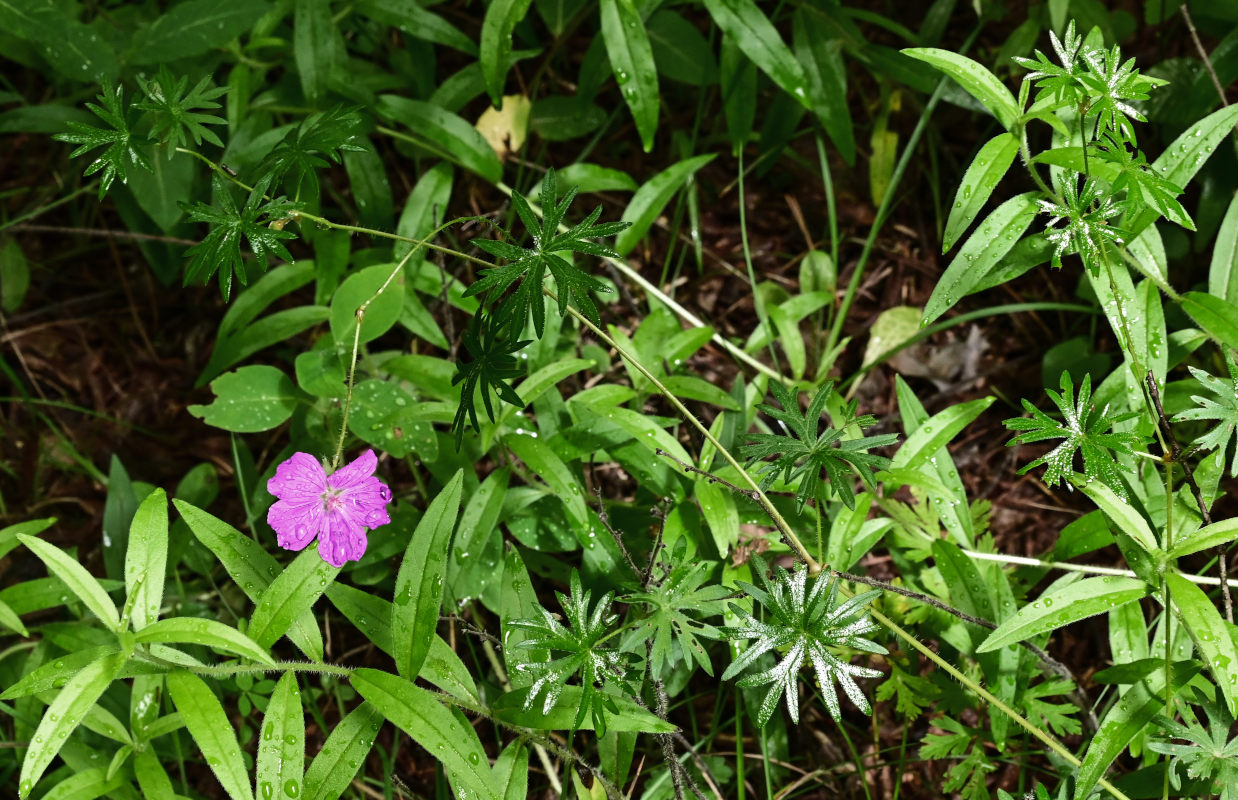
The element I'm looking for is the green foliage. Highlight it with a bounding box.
[742,382,897,510]
[450,315,530,443]
[1004,371,1141,499]
[181,174,299,299]
[506,570,632,734]
[465,169,629,339]
[1172,351,1238,477]
[134,67,227,151]
[721,557,885,726]
[1036,176,1124,271]
[256,107,365,201]
[1149,691,1238,799]
[53,83,152,198]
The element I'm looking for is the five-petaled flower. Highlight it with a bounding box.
[267,449,392,567]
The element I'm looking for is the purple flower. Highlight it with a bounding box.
[266,449,392,567]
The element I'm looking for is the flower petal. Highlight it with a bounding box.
[268,452,328,504]
[318,509,368,567]
[267,499,323,552]
[327,449,378,490]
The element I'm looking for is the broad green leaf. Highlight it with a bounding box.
[500,545,542,689]
[493,742,529,800]
[422,635,482,704]
[376,96,503,183]
[329,263,404,347]
[17,652,124,798]
[256,673,304,800]
[943,133,1020,252]
[894,376,973,544]
[504,434,588,526]
[1075,661,1199,798]
[0,2,117,82]
[0,237,29,313]
[1181,291,1238,351]
[575,400,693,468]
[174,500,324,660]
[134,618,274,665]
[125,488,168,631]
[352,669,499,799]
[34,767,123,800]
[218,261,316,341]
[902,48,1019,129]
[167,671,254,800]
[860,305,921,369]
[793,10,854,165]
[922,192,1039,326]
[395,162,454,262]
[128,147,193,231]
[303,702,384,800]
[1170,518,1238,559]
[932,539,995,641]
[248,548,339,650]
[130,0,268,64]
[498,358,593,425]
[1212,189,1238,303]
[1,648,121,703]
[1166,572,1238,715]
[357,0,476,54]
[704,0,809,107]
[660,375,742,410]
[393,471,463,679]
[187,365,300,433]
[17,534,119,632]
[491,686,677,732]
[347,379,438,460]
[600,0,659,152]
[1077,479,1158,552]
[615,154,717,254]
[892,397,995,471]
[447,468,510,602]
[647,10,717,88]
[480,0,535,106]
[554,163,638,194]
[977,577,1147,652]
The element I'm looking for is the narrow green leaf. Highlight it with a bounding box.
[393,471,463,679]
[1,647,117,701]
[376,95,503,183]
[1075,662,1197,799]
[615,154,717,254]
[704,0,809,106]
[18,652,124,798]
[174,500,324,661]
[447,468,510,602]
[1166,572,1238,715]
[902,48,1019,129]
[134,618,274,666]
[479,0,534,106]
[37,767,124,800]
[793,10,853,165]
[1181,291,1238,352]
[125,488,168,631]
[493,742,529,800]
[357,0,477,55]
[1170,518,1238,559]
[977,577,1146,652]
[352,669,499,799]
[200,306,330,385]
[303,702,383,800]
[1077,479,1159,552]
[395,162,454,262]
[248,548,340,650]
[922,192,1039,326]
[218,261,317,341]
[294,0,341,103]
[892,397,994,471]
[0,597,25,636]
[167,671,254,800]
[600,0,659,152]
[503,435,588,527]
[0,516,56,560]
[130,0,268,65]
[134,747,175,800]
[500,545,542,689]
[1211,189,1238,303]
[943,133,1020,252]
[492,686,677,732]
[257,673,305,800]
[17,534,119,632]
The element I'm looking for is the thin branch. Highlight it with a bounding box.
[1181,4,1231,111]
[655,447,760,501]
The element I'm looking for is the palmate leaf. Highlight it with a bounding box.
[451,314,529,445]
[464,169,630,339]
[1037,177,1125,272]
[621,545,730,679]
[54,83,153,199]
[1094,132,1193,231]
[181,173,299,299]
[506,570,634,735]
[135,67,228,151]
[1004,371,1141,499]
[741,382,897,510]
[721,556,885,726]
[256,106,365,200]
[1173,350,1238,477]
[1149,689,1238,800]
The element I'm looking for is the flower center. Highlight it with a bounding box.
[323,488,345,512]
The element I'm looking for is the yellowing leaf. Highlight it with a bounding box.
[476,94,531,157]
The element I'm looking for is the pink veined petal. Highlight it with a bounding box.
[327,449,378,491]
[318,508,368,567]
[339,478,392,530]
[267,498,324,552]
[268,452,328,504]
